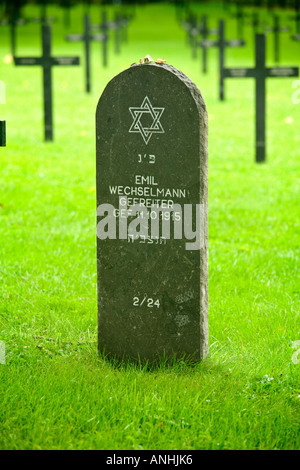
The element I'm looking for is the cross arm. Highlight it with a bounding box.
[222,67,256,78]
[66,34,84,42]
[224,39,246,47]
[197,39,219,47]
[266,67,299,77]
[14,57,43,66]
[265,26,290,32]
[90,33,107,42]
[51,57,80,66]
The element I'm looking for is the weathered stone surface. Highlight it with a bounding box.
[96,63,208,363]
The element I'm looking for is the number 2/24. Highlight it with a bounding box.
[133,296,160,308]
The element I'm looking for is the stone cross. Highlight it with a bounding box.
[0,80,5,147]
[31,0,55,25]
[290,0,300,34]
[0,9,26,56]
[96,63,209,364]
[182,14,198,58]
[67,14,107,92]
[198,15,218,73]
[231,1,246,38]
[223,34,299,163]
[0,121,5,147]
[265,14,290,63]
[247,11,266,42]
[14,24,80,141]
[91,11,110,66]
[198,19,245,100]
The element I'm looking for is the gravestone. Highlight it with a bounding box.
[96,63,209,364]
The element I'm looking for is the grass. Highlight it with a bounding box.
[0,1,300,450]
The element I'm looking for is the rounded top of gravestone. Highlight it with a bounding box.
[96,63,208,158]
[96,62,207,121]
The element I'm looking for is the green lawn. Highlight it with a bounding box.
[0,2,299,450]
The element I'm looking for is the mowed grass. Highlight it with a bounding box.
[0,2,300,450]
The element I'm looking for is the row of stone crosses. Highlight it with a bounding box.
[0,5,133,146]
[179,4,299,163]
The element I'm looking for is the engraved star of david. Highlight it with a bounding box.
[129,96,165,145]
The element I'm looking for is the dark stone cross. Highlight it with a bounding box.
[113,12,130,53]
[182,14,198,58]
[60,0,73,28]
[198,15,218,73]
[0,10,26,56]
[0,119,5,146]
[222,34,299,163]
[231,2,246,38]
[117,12,131,45]
[0,80,5,146]
[247,11,266,42]
[112,13,122,55]
[14,24,80,141]
[265,14,290,63]
[91,11,111,65]
[198,19,245,100]
[67,14,107,92]
[290,0,300,34]
[31,0,55,25]
[96,63,209,364]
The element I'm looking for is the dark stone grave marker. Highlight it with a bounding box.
[0,5,26,56]
[0,121,5,147]
[66,14,107,93]
[231,1,246,38]
[247,11,266,42]
[223,34,299,162]
[182,14,199,58]
[289,0,300,34]
[14,24,80,141]
[198,19,245,100]
[92,11,121,58]
[0,78,5,146]
[60,0,73,28]
[96,63,209,364]
[91,11,111,64]
[31,0,55,25]
[198,15,218,74]
[265,14,290,63]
